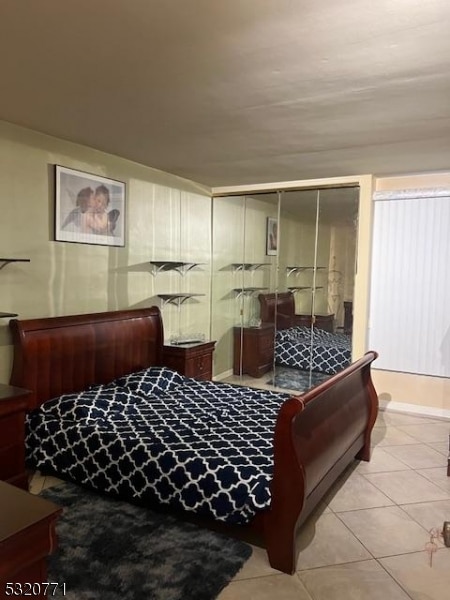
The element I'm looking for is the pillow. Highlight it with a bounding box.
[114,366,185,396]
[38,385,140,419]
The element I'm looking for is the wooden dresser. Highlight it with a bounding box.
[233,325,275,378]
[0,481,61,599]
[162,341,215,380]
[0,383,31,490]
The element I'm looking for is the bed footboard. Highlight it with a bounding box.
[264,351,378,573]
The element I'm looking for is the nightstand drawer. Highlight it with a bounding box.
[259,343,275,362]
[259,334,274,352]
[0,412,24,449]
[0,383,30,489]
[186,354,212,378]
[0,444,25,480]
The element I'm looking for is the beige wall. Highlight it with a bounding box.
[372,172,450,417]
[0,121,212,383]
[2,119,447,417]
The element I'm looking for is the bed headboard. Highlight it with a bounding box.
[9,307,164,410]
[258,292,295,329]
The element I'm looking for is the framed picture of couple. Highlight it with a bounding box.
[55,165,126,247]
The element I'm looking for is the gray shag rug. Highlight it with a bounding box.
[269,366,331,392]
[41,482,252,600]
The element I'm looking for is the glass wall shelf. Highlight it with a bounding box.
[233,287,269,299]
[286,266,326,276]
[231,263,270,272]
[150,261,203,276]
[157,293,205,307]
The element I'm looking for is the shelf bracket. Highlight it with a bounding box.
[0,258,30,271]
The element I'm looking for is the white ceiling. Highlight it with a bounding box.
[2,1,450,188]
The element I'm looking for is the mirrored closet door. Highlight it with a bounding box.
[210,192,278,383]
[210,186,359,393]
[271,188,358,392]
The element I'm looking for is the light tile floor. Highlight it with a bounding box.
[217,406,450,600]
[30,404,450,600]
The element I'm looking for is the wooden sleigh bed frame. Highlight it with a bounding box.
[259,290,313,329]
[259,291,297,328]
[9,306,378,574]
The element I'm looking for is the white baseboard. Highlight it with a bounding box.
[213,369,233,381]
[379,398,450,421]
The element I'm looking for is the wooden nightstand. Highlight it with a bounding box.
[0,481,61,598]
[162,341,216,380]
[0,383,31,490]
[233,325,275,378]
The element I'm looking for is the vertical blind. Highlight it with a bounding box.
[369,189,450,378]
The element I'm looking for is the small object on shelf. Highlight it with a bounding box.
[157,293,205,307]
[149,261,204,275]
[0,312,18,318]
[0,258,30,271]
[248,317,262,328]
[169,332,206,345]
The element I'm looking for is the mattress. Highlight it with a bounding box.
[275,326,351,374]
[26,367,291,525]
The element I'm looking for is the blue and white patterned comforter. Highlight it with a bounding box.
[275,326,351,374]
[26,368,291,525]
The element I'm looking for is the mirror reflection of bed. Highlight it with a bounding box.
[215,186,358,395]
[258,292,352,392]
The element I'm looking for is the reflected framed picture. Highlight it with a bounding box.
[55,165,126,246]
[266,217,278,255]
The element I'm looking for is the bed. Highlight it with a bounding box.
[9,306,378,574]
[259,292,352,374]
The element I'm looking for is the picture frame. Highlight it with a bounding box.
[266,217,278,255]
[55,165,126,247]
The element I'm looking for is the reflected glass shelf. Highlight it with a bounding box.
[286,266,326,276]
[287,286,312,292]
[157,293,205,307]
[150,261,204,275]
[233,286,269,298]
[231,263,271,271]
